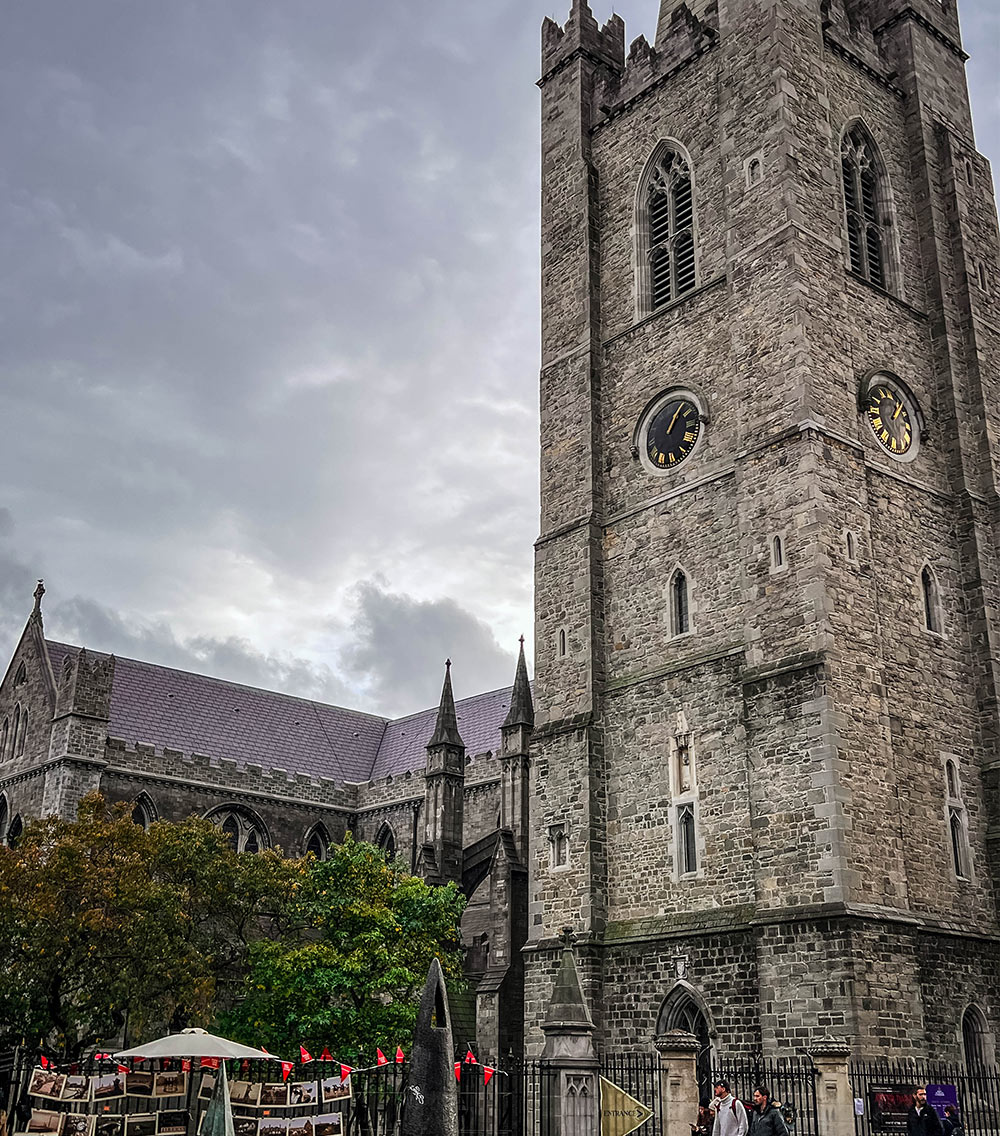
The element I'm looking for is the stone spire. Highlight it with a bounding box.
[503,637,534,729]
[428,659,465,749]
[544,928,595,1033]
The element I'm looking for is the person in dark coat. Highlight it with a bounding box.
[907,1088,944,1136]
[941,1105,963,1136]
[750,1087,788,1136]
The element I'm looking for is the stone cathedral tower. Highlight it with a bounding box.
[527,0,1000,1062]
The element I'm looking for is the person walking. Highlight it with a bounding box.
[941,1105,963,1136]
[907,1088,944,1136]
[710,1081,749,1136]
[750,1086,789,1136]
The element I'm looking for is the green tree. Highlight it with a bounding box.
[222,834,466,1062]
[0,795,302,1059]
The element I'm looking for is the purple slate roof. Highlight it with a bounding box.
[44,640,515,785]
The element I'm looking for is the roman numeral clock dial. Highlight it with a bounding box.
[646,398,701,469]
[864,380,918,459]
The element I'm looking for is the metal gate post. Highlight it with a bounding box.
[809,1041,852,1136]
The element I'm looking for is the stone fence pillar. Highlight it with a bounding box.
[541,933,599,1136]
[809,1041,853,1136]
[654,1031,700,1136]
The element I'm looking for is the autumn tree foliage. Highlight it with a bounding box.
[0,798,465,1063]
[222,834,466,1062]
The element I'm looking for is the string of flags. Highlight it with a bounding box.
[41,1042,503,1086]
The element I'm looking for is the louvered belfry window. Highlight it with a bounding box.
[842,127,888,289]
[647,150,696,311]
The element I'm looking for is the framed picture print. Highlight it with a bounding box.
[29,1071,66,1101]
[153,1071,187,1099]
[257,1120,288,1136]
[320,1078,352,1105]
[94,1118,122,1136]
[229,1082,262,1108]
[92,1074,127,1102]
[286,1120,313,1136]
[234,1119,259,1136]
[123,1117,156,1136]
[198,1075,215,1102]
[259,1085,289,1109]
[61,1076,90,1103]
[288,1083,317,1108]
[126,1072,155,1098]
[27,1111,64,1135]
[156,1113,188,1136]
[63,1115,94,1136]
[312,1116,343,1136]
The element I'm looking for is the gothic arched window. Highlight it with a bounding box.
[11,706,20,759]
[0,794,7,843]
[962,1005,994,1067]
[206,806,269,854]
[131,793,156,830]
[305,824,330,861]
[639,144,697,314]
[0,718,8,761]
[842,124,891,290]
[6,814,23,849]
[677,803,698,875]
[375,822,396,860]
[16,708,28,757]
[671,570,690,638]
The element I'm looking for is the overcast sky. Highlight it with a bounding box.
[2,1,998,720]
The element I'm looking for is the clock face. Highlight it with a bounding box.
[645,397,701,470]
[866,383,914,456]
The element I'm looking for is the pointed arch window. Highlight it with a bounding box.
[305,824,329,861]
[671,570,690,637]
[640,145,697,314]
[944,757,970,880]
[6,814,23,849]
[206,805,269,854]
[842,125,891,290]
[922,566,941,634]
[962,1005,994,1067]
[131,793,156,830]
[0,794,7,843]
[375,822,396,860]
[16,708,27,757]
[0,718,8,761]
[677,803,698,875]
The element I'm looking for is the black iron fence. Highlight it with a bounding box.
[850,1061,1000,1136]
[712,1058,820,1136]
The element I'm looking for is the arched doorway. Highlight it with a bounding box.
[962,1005,995,1067]
[657,983,714,1103]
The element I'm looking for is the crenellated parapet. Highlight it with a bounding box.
[540,1,625,86]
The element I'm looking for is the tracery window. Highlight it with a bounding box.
[842,125,891,289]
[677,803,698,875]
[6,814,22,849]
[640,145,697,313]
[206,806,269,854]
[945,759,970,880]
[375,822,396,859]
[131,793,156,830]
[922,566,942,634]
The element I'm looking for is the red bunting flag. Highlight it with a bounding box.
[320,1048,333,1063]
[395,1047,405,1064]
[200,1058,220,1070]
[181,1061,191,1073]
[94,1054,108,1061]
[454,1062,461,1082]
[376,1049,388,1066]
[117,1065,129,1075]
[281,1062,294,1082]
[464,1048,477,1065]
[299,1046,313,1064]
[484,1067,495,1087]
[40,1056,49,1069]
[261,1047,270,1055]
[339,1065,352,1083]
[241,1061,250,1073]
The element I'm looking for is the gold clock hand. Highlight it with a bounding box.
[667,403,683,434]
[893,402,903,421]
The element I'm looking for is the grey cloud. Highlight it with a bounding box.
[340,579,517,719]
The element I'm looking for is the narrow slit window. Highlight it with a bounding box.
[922,566,941,633]
[16,709,27,757]
[550,824,569,869]
[950,807,968,877]
[672,571,690,636]
[846,531,856,560]
[772,535,784,568]
[558,629,567,658]
[678,803,697,875]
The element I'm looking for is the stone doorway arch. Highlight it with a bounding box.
[656,981,714,1103]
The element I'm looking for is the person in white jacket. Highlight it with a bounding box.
[710,1081,749,1136]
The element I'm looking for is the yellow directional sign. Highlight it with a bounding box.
[599,1076,653,1136]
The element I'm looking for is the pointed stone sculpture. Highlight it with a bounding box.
[400,957,458,1136]
[200,1060,235,1136]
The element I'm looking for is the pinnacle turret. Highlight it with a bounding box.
[428,659,464,749]
[503,637,534,730]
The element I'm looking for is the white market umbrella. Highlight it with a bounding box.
[114,1027,282,1062]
